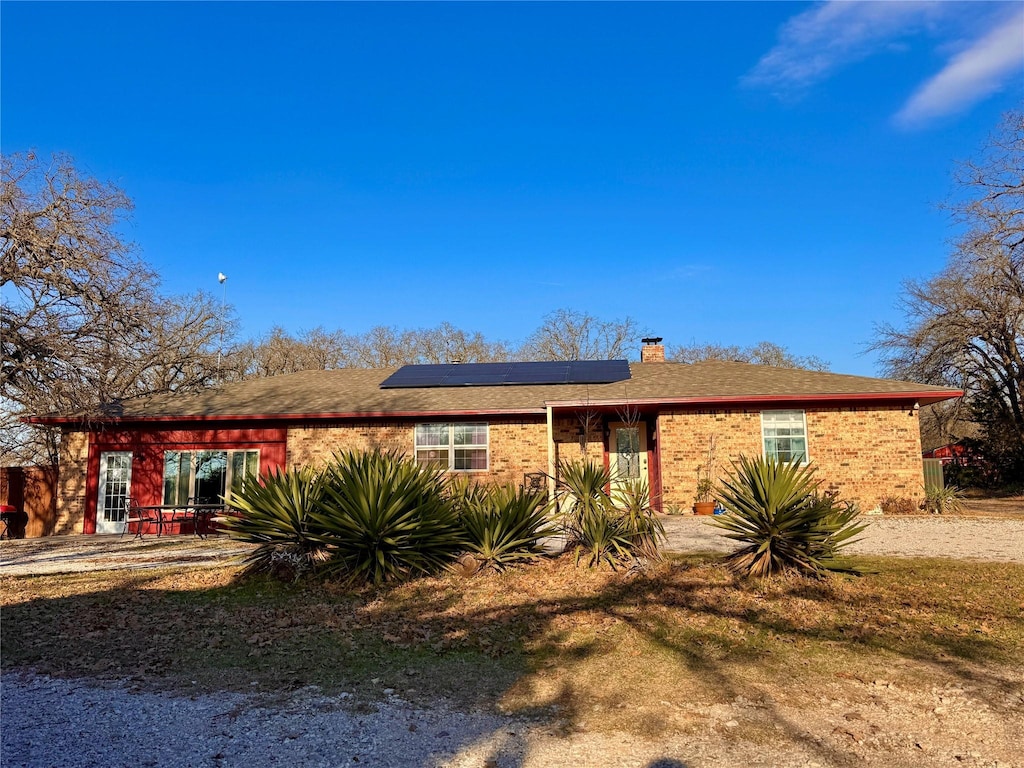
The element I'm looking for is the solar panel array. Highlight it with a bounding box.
[379,360,632,389]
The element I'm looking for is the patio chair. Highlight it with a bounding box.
[121,498,158,539]
[188,497,222,538]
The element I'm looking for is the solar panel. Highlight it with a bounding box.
[379,360,631,388]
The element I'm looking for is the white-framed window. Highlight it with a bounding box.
[761,410,808,464]
[162,449,259,505]
[415,422,488,471]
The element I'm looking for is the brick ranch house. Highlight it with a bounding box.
[29,341,961,535]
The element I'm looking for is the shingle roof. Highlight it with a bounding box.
[32,362,961,425]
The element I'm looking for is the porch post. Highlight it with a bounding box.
[546,404,555,503]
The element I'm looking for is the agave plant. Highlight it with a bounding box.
[310,450,467,585]
[459,484,558,571]
[713,455,867,578]
[221,465,329,579]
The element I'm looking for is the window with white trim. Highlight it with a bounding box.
[761,410,808,463]
[162,450,259,505]
[415,423,488,471]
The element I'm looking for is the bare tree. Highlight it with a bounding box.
[344,322,512,368]
[520,308,646,361]
[873,111,1024,484]
[668,340,829,371]
[1,152,224,465]
[228,326,353,379]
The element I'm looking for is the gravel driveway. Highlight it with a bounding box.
[3,514,1022,578]
[662,514,1024,563]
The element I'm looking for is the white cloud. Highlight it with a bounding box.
[744,1,945,95]
[745,1,1022,125]
[895,10,1024,127]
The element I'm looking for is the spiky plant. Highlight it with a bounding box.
[923,484,964,515]
[556,459,614,542]
[310,450,467,585]
[713,455,867,578]
[459,484,558,571]
[557,460,664,567]
[613,477,666,560]
[222,465,329,579]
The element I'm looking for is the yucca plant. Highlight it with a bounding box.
[924,484,963,515]
[459,484,558,571]
[557,460,664,568]
[222,465,329,580]
[556,459,615,542]
[613,477,666,560]
[713,455,867,578]
[310,450,467,585]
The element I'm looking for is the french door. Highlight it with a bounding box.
[97,451,133,534]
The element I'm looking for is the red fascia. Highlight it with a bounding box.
[27,408,546,427]
[545,391,962,409]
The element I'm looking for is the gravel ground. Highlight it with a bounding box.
[3,669,1021,768]
[662,514,1024,563]
[3,514,1022,577]
[3,518,1023,767]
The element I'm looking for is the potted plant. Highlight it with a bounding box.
[693,477,716,515]
[693,436,718,515]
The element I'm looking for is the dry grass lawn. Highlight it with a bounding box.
[3,552,1023,743]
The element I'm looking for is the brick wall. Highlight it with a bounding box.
[552,415,605,466]
[56,429,89,534]
[657,405,924,511]
[287,417,549,487]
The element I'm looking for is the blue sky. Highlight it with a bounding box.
[3,1,1022,376]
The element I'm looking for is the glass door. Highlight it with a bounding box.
[97,452,133,534]
[608,422,648,497]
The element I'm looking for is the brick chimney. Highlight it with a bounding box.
[641,337,665,363]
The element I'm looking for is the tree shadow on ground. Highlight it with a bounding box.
[2,554,1022,767]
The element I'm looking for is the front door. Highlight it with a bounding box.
[608,422,648,496]
[97,451,133,534]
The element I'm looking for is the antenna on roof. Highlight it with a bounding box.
[217,273,228,383]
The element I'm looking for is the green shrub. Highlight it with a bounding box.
[458,484,558,571]
[222,466,329,580]
[310,450,467,585]
[713,455,867,578]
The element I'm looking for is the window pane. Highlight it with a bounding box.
[163,451,192,505]
[454,423,487,446]
[416,449,449,468]
[454,448,487,470]
[194,451,227,504]
[415,424,449,447]
[763,409,807,463]
[615,428,640,479]
[245,451,259,478]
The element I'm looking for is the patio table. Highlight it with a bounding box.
[133,504,226,538]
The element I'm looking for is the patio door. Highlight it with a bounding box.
[608,422,648,497]
[97,451,133,534]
